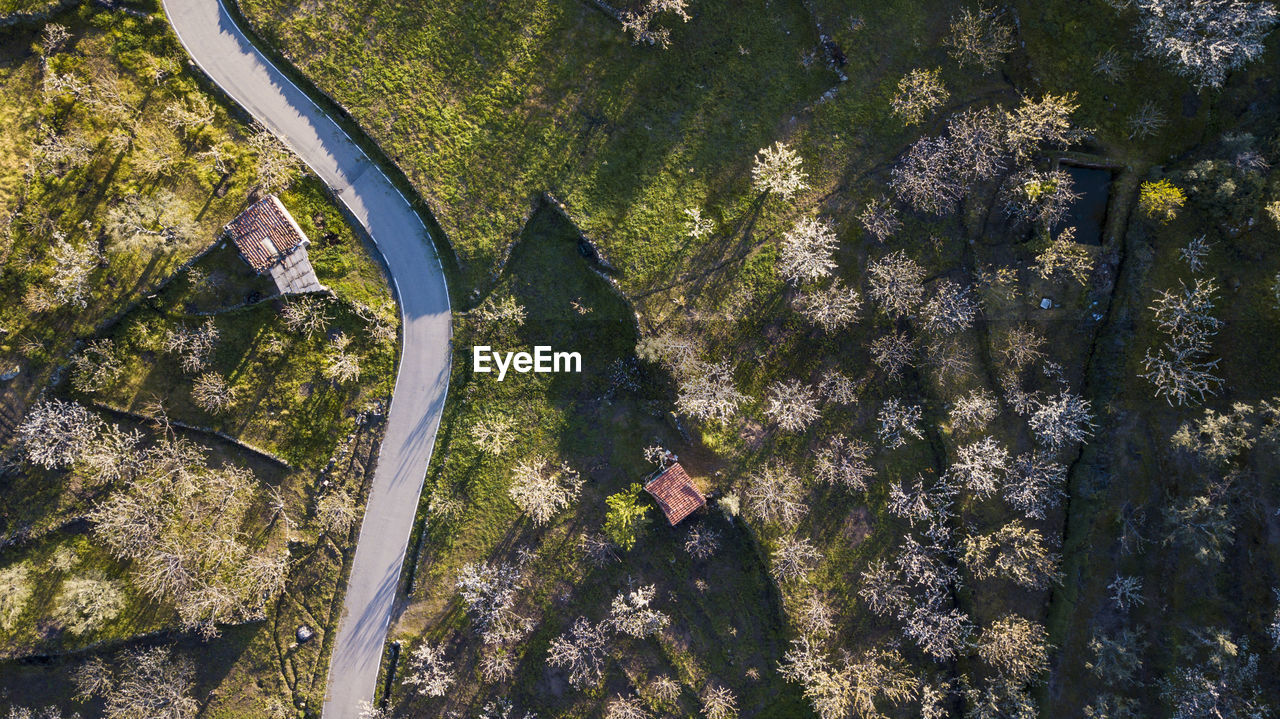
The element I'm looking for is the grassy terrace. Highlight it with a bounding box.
[0,4,399,717]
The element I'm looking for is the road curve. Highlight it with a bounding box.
[161,1,451,716]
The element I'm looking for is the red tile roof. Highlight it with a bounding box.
[226,195,309,273]
[644,462,705,526]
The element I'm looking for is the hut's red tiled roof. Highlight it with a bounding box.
[644,462,705,526]
[226,195,309,273]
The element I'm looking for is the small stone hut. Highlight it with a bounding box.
[226,195,325,295]
[643,462,706,526]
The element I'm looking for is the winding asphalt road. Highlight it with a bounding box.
[161,1,451,716]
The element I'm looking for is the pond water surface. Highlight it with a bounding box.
[1062,164,1113,245]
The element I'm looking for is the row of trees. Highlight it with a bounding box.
[14,399,292,638]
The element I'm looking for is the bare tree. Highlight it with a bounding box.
[752,142,808,200]
[620,0,691,48]
[945,4,1016,73]
[71,339,123,394]
[795,592,837,638]
[814,434,875,492]
[1085,624,1146,685]
[606,694,651,719]
[922,279,979,335]
[79,423,144,486]
[1179,235,1211,273]
[479,649,516,684]
[72,658,113,702]
[771,536,823,583]
[867,251,926,318]
[700,683,738,719]
[508,458,582,525]
[794,280,862,331]
[962,521,1061,589]
[858,560,910,617]
[31,128,93,176]
[926,337,977,385]
[471,415,517,455]
[281,295,332,338]
[104,192,198,254]
[891,135,965,215]
[191,372,233,414]
[997,324,1048,371]
[90,438,289,637]
[1128,100,1169,139]
[948,106,1010,181]
[977,615,1051,683]
[316,488,359,536]
[17,398,103,469]
[887,474,958,528]
[877,398,924,449]
[547,616,609,690]
[952,436,1011,498]
[1035,226,1096,285]
[1162,494,1233,564]
[1003,168,1080,227]
[608,584,670,638]
[163,319,219,374]
[765,379,821,432]
[778,217,839,285]
[685,207,714,239]
[950,388,998,433]
[472,294,527,327]
[1160,629,1269,719]
[650,675,683,706]
[249,126,302,192]
[456,560,528,645]
[1142,279,1224,405]
[676,361,747,422]
[323,332,361,384]
[1133,0,1278,89]
[869,331,916,380]
[1029,390,1095,452]
[40,22,71,55]
[1093,47,1127,80]
[904,604,972,661]
[779,638,919,719]
[684,526,721,559]
[1004,93,1082,163]
[579,532,620,567]
[0,564,33,632]
[891,68,949,125]
[404,642,455,697]
[54,575,125,635]
[476,699,538,719]
[858,196,901,242]
[47,235,99,308]
[896,536,962,604]
[920,681,953,719]
[98,646,199,719]
[744,463,808,529]
[1003,452,1067,519]
[817,372,858,405]
[1108,575,1145,612]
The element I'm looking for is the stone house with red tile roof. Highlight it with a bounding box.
[644,462,706,526]
[226,195,326,295]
